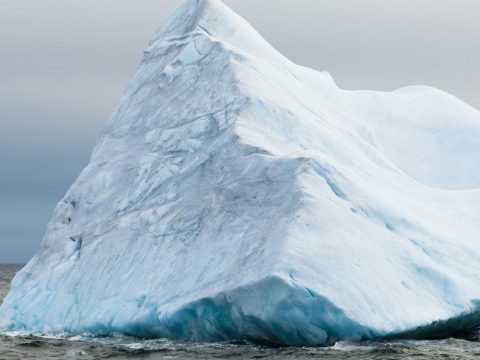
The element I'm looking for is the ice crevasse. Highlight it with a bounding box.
[2,0,480,346]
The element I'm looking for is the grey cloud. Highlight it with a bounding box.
[0,199,55,263]
[1,0,479,262]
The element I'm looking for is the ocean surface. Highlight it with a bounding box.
[1,264,480,359]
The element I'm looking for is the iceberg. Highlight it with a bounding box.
[2,0,480,346]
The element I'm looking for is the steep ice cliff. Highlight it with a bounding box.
[2,0,480,346]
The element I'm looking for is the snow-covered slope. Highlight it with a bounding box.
[2,0,480,346]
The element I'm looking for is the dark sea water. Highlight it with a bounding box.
[1,265,480,360]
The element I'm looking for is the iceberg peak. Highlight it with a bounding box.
[147,0,285,64]
[2,0,480,347]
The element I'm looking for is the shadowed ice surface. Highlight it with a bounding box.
[3,0,480,345]
[2,265,480,360]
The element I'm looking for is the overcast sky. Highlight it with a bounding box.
[1,0,479,263]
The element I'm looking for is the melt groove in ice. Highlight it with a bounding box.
[2,0,480,346]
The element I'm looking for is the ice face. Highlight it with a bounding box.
[2,0,480,346]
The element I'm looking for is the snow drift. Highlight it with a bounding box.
[2,0,480,346]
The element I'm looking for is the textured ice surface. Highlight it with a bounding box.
[2,0,480,346]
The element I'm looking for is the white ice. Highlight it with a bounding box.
[2,0,480,346]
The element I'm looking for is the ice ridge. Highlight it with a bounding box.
[2,0,480,346]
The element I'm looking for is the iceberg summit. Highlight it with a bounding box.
[2,0,480,346]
